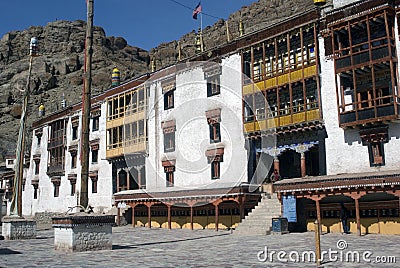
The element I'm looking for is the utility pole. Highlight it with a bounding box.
[10,37,38,217]
[80,0,94,209]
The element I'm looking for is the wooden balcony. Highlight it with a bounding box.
[106,140,146,159]
[243,65,317,94]
[244,108,321,133]
[339,104,400,128]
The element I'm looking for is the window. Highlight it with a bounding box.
[207,76,220,97]
[209,123,221,143]
[92,149,98,164]
[35,128,43,147]
[52,178,61,197]
[164,90,174,110]
[368,142,385,167]
[71,153,77,169]
[164,132,175,152]
[48,119,66,174]
[92,116,100,131]
[54,184,59,197]
[211,161,220,180]
[34,161,40,175]
[89,172,98,193]
[71,182,76,196]
[72,125,78,140]
[206,109,222,143]
[162,161,175,187]
[206,148,224,180]
[7,159,14,166]
[162,120,176,153]
[92,178,98,193]
[166,171,174,187]
[33,185,38,199]
[68,175,77,196]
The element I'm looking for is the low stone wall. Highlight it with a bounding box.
[2,217,36,240]
[52,214,115,252]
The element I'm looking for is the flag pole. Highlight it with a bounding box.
[200,11,204,52]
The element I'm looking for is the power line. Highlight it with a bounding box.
[168,0,222,20]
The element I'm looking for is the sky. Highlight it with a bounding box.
[1,0,257,51]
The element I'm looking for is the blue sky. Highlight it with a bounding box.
[1,0,256,50]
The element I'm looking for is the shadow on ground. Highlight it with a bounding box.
[0,248,22,255]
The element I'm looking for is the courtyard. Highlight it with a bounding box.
[0,225,399,267]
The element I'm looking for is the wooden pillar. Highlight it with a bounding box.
[135,165,143,188]
[117,207,121,226]
[315,199,322,234]
[344,192,366,236]
[126,169,130,190]
[273,157,280,172]
[116,169,120,192]
[215,204,219,231]
[131,206,135,228]
[147,205,152,228]
[306,194,325,234]
[239,197,244,221]
[355,198,361,236]
[300,153,306,178]
[190,206,194,230]
[167,205,172,229]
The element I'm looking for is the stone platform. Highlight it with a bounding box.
[1,216,37,240]
[52,214,115,252]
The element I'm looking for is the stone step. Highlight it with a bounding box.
[234,192,282,236]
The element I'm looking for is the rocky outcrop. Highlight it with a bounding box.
[0,20,149,162]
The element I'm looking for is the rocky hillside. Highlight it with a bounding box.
[0,0,327,163]
[0,20,149,161]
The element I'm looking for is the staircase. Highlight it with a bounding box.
[234,193,281,235]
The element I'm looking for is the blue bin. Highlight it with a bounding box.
[272,217,289,234]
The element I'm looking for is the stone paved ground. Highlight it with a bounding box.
[0,225,399,267]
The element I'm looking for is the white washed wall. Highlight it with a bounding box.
[23,101,113,216]
[146,54,247,192]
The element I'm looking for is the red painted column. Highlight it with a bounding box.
[215,204,219,231]
[131,206,135,228]
[167,205,172,229]
[239,198,244,221]
[355,198,361,236]
[127,169,130,190]
[273,157,280,173]
[147,205,152,228]
[300,153,306,178]
[190,206,194,230]
[117,207,121,226]
[116,169,120,192]
[316,199,322,234]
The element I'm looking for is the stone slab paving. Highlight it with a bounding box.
[0,226,399,267]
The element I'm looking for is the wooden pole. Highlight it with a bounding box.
[117,207,120,226]
[147,205,152,228]
[80,0,94,209]
[315,219,321,266]
[10,55,33,217]
[316,199,322,234]
[300,153,306,177]
[167,205,172,229]
[355,198,361,236]
[190,206,194,230]
[215,204,219,231]
[131,206,135,227]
